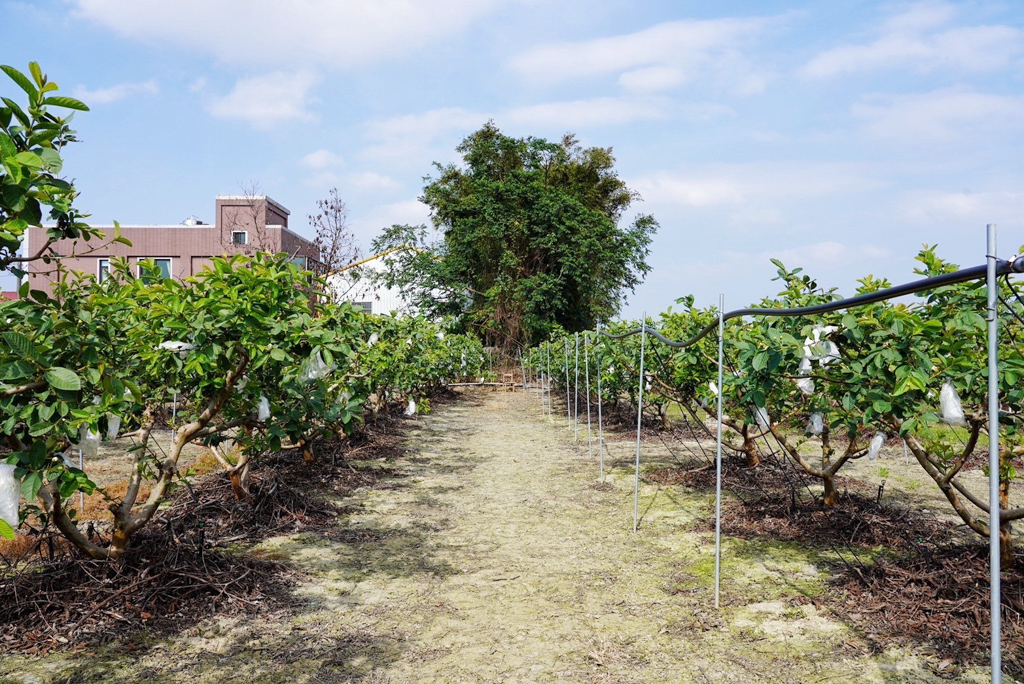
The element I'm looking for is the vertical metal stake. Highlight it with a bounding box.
[597,324,605,483]
[78,448,84,512]
[585,333,593,460]
[574,333,580,442]
[170,392,177,458]
[987,224,1003,683]
[547,343,552,421]
[520,351,527,393]
[715,294,725,609]
[564,340,571,428]
[633,315,646,534]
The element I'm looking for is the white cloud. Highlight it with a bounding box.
[802,2,1022,78]
[301,149,344,170]
[853,87,1024,140]
[509,16,778,94]
[507,97,669,128]
[346,171,401,192]
[362,107,488,165]
[72,79,158,104]
[901,189,1024,224]
[71,0,503,69]
[355,199,431,232]
[633,162,877,208]
[632,177,743,207]
[732,241,891,267]
[208,71,318,129]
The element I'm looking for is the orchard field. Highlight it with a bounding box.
[3,62,1024,682]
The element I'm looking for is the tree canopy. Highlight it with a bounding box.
[372,122,657,351]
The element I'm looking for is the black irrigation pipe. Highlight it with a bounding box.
[602,258,1024,348]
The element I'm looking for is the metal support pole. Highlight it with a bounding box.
[78,448,84,512]
[170,392,177,458]
[564,340,571,428]
[574,333,580,442]
[715,294,725,609]
[597,324,605,483]
[633,315,646,533]
[546,343,552,421]
[987,224,1003,683]
[520,351,527,393]
[585,333,593,460]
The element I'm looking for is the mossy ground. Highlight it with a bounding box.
[0,390,1001,682]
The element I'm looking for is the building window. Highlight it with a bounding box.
[97,258,110,283]
[231,231,247,246]
[138,257,172,283]
[290,255,308,269]
[355,301,373,314]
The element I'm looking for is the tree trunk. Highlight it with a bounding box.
[742,425,761,468]
[659,404,672,430]
[822,472,838,507]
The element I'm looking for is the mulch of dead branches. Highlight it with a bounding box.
[653,453,1023,676]
[832,545,1024,678]
[0,421,407,656]
[700,492,953,553]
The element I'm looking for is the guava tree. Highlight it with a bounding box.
[0,62,123,276]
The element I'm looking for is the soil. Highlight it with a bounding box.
[0,389,1013,682]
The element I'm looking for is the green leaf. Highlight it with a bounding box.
[0,65,38,100]
[20,471,42,501]
[0,518,14,540]
[2,331,37,360]
[0,133,14,160]
[13,151,43,168]
[44,367,82,391]
[27,62,43,88]
[40,96,90,112]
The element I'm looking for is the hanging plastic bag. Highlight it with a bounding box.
[157,340,195,356]
[0,464,18,529]
[368,332,379,347]
[74,425,100,458]
[796,377,815,395]
[867,432,885,460]
[104,413,121,441]
[436,331,445,341]
[940,380,966,426]
[405,398,417,416]
[807,412,823,436]
[301,351,334,382]
[819,341,841,366]
[803,325,841,366]
[257,396,271,421]
[709,380,719,396]
[753,405,771,430]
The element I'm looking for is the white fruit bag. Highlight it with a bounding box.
[257,396,271,421]
[867,432,885,460]
[0,464,20,529]
[807,412,823,436]
[940,380,966,426]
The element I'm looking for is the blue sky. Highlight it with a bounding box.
[3,0,1023,317]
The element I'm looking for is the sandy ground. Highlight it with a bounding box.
[0,389,1003,683]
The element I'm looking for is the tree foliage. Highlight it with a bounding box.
[539,246,1024,565]
[0,62,124,277]
[372,122,657,352]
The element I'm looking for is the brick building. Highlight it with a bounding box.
[24,194,319,293]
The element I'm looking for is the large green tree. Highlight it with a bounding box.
[372,122,657,351]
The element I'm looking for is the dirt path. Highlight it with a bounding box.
[1,390,990,682]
